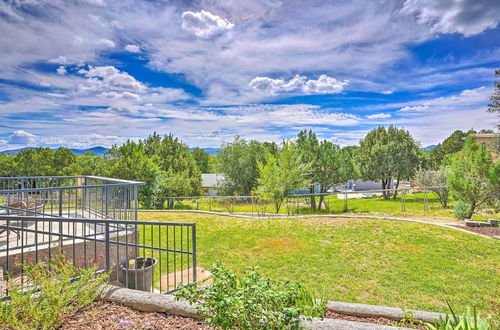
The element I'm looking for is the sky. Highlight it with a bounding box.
[0,0,499,151]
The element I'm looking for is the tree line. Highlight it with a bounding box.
[0,127,498,218]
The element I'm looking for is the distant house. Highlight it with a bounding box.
[201,173,225,196]
[333,179,395,192]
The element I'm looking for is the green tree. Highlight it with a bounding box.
[428,130,476,169]
[107,134,201,209]
[296,130,358,210]
[53,147,77,175]
[14,148,55,176]
[487,69,500,114]
[216,136,271,195]
[446,136,499,219]
[356,126,422,200]
[415,169,449,207]
[191,147,211,173]
[254,142,311,213]
[0,154,16,177]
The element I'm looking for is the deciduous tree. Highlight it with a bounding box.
[254,142,311,213]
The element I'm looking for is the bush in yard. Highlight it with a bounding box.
[453,201,472,220]
[0,254,108,330]
[446,136,499,219]
[175,262,326,329]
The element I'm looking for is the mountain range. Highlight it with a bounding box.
[0,146,109,156]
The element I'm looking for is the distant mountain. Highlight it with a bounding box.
[0,146,109,156]
[190,147,220,156]
[1,146,220,157]
[70,146,109,156]
[422,145,437,151]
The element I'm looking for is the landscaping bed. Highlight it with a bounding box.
[61,301,211,329]
[455,225,500,237]
[324,310,424,329]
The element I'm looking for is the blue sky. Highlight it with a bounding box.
[0,0,499,150]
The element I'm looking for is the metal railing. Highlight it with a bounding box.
[0,215,196,297]
[0,176,198,297]
[0,176,144,220]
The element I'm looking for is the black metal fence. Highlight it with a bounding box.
[0,176,197,298]
[0,216,196,297]
[0,176,143,220]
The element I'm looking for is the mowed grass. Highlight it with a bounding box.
[168,193,498,221]
[139,212,500,314]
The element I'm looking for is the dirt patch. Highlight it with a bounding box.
[301,217,365,227]
[453,226,500,237]
[385,244,420,252]
[61,301,211,329]
[255,237,305,252]
[325,310,425,329]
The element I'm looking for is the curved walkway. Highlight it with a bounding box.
[138,209,495,240]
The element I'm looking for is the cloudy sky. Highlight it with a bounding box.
[0,0,499,150]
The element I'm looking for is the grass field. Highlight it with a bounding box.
[164,192,498,221]
[139,212,500,314]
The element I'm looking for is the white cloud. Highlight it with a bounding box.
[107,104,138,114]
[249,74,348,95]
[399,105,430,112]
[8,130,37,145]
[400,0,500,36]
[366,113,391,119]
[181,10,234,38]
[97,38,115,48]
[99,91,141,101]
[48,56,70,64]
[56,66,67,75]
[381,89,394,95]
[124,44,141,53]
[303,75,349,94]
[79,65,146,92]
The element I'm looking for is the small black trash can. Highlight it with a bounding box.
[119,257,157,291]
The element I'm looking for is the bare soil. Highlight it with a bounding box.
[61,301,212,329]
[325,310,425,329]
[454,226,500,237]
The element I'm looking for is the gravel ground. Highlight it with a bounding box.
[325,311,425,329]
[61,301,212,329]
[454,226,500,237]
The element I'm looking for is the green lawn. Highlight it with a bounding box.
[163,192,498,221]
[139,212,500,314]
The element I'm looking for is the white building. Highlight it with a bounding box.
[201,173,225,196]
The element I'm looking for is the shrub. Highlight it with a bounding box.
[453,201,472,219]
[175,262,326,329]
[0,254,108,330]
[425,302,493,330]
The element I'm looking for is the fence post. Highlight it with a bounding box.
[424,188,429,212]
[105,186,110,271]
[58,190,63,246]
[344,191,348,212]
[192,224,197,282]
[401,189,406,212]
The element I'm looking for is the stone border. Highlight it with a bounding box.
[99,285,446,329]
[139,209,495,239]
[326,301,446,324]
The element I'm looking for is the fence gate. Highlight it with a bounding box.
[0,216,196,297]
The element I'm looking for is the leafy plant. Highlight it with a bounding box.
[390,310,424,328]
[425,302,492,330]
[0,254,108,330]
[453,201,472,219]
[175,262,325,329]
